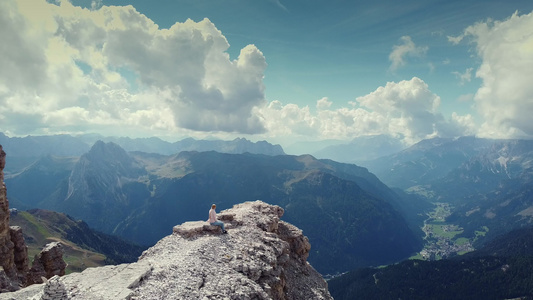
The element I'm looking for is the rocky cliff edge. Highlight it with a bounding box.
[1,145,67,293]
[0,200,332,300]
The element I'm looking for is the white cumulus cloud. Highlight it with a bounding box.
[451,10,533,138]
[259,77,473,145]
[0,0,267,137]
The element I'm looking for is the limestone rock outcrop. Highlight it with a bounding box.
[9,226,29,281]
[0,145,66,293]
[0,145,19,292]
[27,242,67,285]
[0,201,333,299]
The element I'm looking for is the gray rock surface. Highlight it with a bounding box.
[40,275,68,300]
[0,201,332,299]
[27,242,67,285]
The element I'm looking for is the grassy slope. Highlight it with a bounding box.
[10,210,106,274]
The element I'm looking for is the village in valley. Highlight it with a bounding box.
[414,203,477,261]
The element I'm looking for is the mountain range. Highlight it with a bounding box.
[3,133,533,281]
[361,136,496,189]
[4,140,421,275]
[360,137,533,247]
[0,132,284,175]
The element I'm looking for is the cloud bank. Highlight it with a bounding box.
[259,77,475,145]
[0,0,267,137]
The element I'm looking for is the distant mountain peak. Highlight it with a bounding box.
[87,140,126,158]
[63,141,148,232]
[83,141,143,171]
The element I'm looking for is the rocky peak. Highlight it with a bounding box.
[67,140,147,194]
[0,201,332,299]
[145,201,329,299]
[64,141,148,233]
[82,140,145,175]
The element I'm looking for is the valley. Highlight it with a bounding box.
[413,202,484,261]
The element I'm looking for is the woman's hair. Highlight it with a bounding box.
[211,204,216,209]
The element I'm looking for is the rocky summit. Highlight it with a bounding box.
[0,201,332,300]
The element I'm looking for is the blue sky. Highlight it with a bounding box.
[103,0,513,110]
[1,0,533,152]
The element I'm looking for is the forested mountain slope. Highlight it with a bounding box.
[329,226,533,300]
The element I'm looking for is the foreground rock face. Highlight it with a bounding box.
[0,145,66,293]
[9,226,29,281]
[0,145,19,292]
[0,201,332,299]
